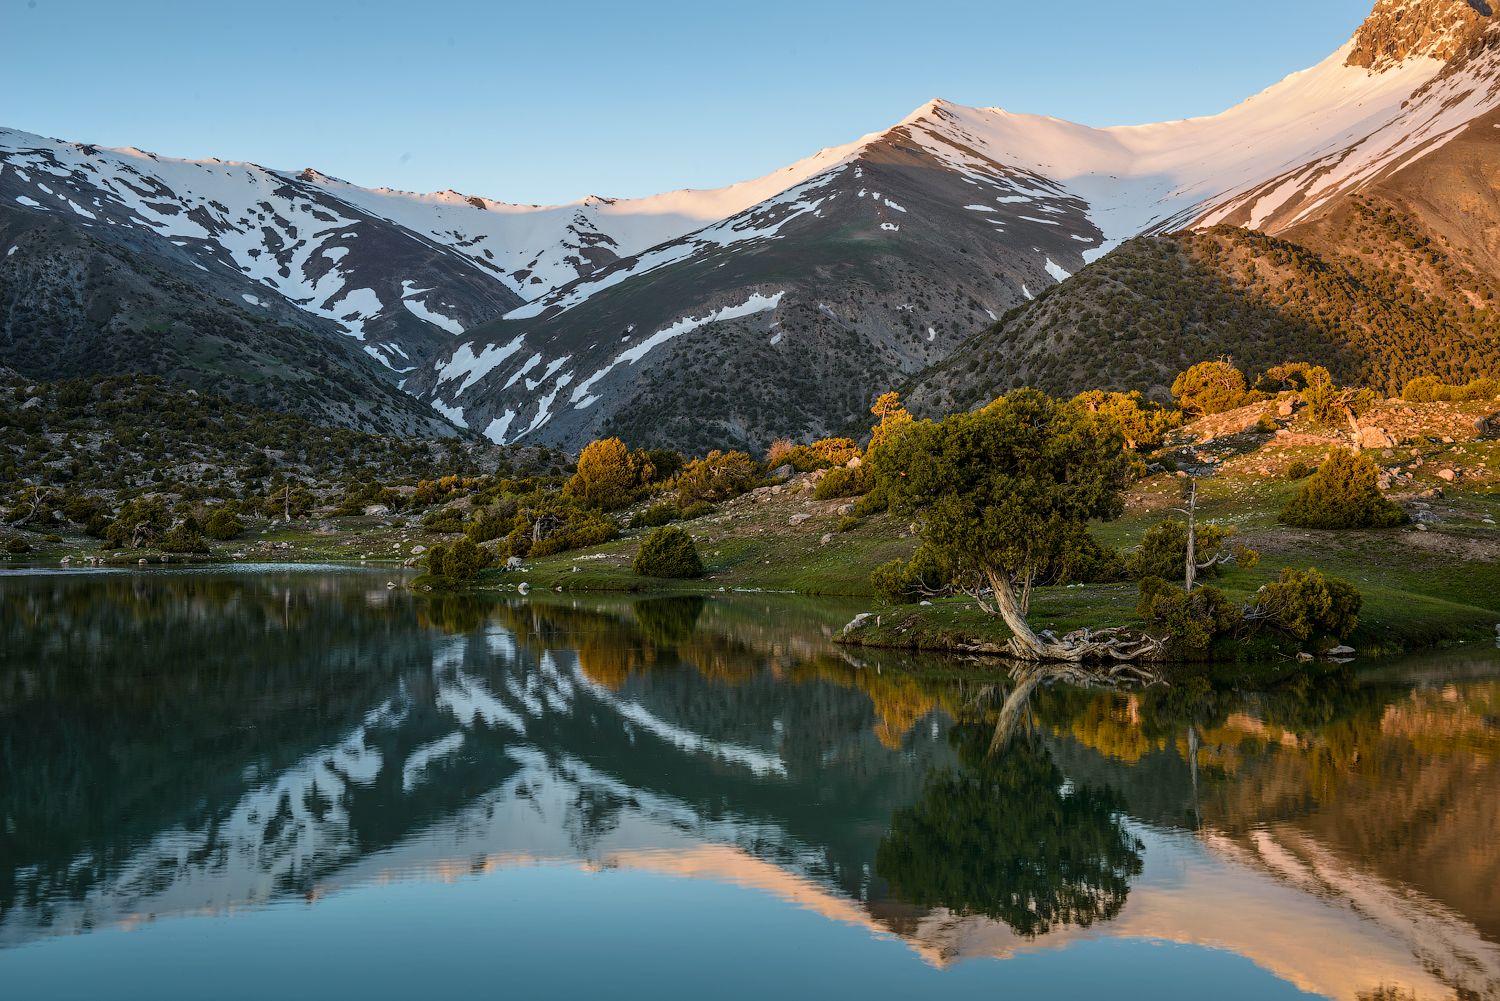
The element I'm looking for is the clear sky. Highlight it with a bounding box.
[2,0,1376,205]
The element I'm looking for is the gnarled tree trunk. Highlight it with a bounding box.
[983,566,1164,666]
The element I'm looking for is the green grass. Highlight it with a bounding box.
[510,509,916,596]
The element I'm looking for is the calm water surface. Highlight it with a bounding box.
[1,568,1497,1000]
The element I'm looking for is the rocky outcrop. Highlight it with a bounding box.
[1347,0,1495,71]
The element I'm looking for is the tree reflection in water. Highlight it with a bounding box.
[877,674,1144,938]
[633,596,707,647]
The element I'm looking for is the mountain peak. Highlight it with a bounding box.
[1347,0,1495,71]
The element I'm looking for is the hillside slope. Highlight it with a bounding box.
[906,216,1500,415]
[0,205,460,435]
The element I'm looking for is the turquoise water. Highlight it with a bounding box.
[1,569,1496,1000]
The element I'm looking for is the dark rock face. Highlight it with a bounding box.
[1347,0,1495,70]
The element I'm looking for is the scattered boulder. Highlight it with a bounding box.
[362,504,391,517]
[768,464,795,482]
[1327,645,1356,657]
[1277,398,1296,418]
[1437,468,1458,482]
[1357,426,1395,449]
[841,612,873,637]
[505,555,523,570]
[820,533,834,546]
[409,544,426,555]
[788,513,811,526]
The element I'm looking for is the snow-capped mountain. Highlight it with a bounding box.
[4,0,1498,448]
[416,0,1500,449]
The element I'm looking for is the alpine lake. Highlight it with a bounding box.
[1,566,1497,1000]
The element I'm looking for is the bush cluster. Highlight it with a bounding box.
[1401,375,1500,403]
[1279,450,1405,529]
[203,507,244,540]
[425,537,494,580]
[673,450,759,504]
[633,527,704,578]
[813,465,869,500]
[1136,577,1242,653]
[1252,567,1362,640]
[630,501,682,529]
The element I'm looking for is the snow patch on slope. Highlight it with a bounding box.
[563,291,785,418]
[401,279,465,335]
[434,335,526,396]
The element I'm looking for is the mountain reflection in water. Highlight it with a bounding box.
[1,570,1497,1000]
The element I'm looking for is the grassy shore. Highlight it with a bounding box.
[6,400,1497,663]
[488,400,1500,661]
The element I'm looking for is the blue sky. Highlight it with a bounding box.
[2,0,1375,205]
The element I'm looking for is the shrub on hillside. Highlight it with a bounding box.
[464,504,516,544]
[62,494,111,536]
[1279,449,1405,529]
[1070,390,1181,450]
[333,481,403,517]
[640,448,687,484]
[630,501,682,529]
[633,527,704,578]
[422,508,464,534]
[1171,359,1259,416]
[765,439,797,469]
[813,465,869,500]
[871,553,946,605]
[564,437,647,511]
[770,437,863,473]
[810,437,861,466]
[1402,375,1500,403]
[425,536,494,580]
[160,522,210,554]
[203,507,244,540]
[1302,366,1376,426]
[528,510,619,558]
[1127,518,1256,582]
[673,450,759,504]
[104,497,170,549]
[1250,567,1361,640]
[1136,577,1243,653]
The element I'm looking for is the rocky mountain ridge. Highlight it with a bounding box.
[1348,0,1495,69]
